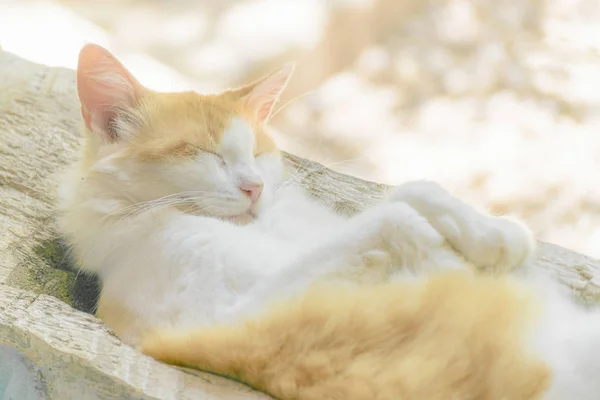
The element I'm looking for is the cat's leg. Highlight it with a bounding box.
[277,201,466,284]
[387,180,534,274]
[357,202,469,274]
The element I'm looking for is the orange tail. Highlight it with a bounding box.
[141,272,550,400]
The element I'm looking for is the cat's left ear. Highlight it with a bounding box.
[77,43,145,143]
[234,63,295,124]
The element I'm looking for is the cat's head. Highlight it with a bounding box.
[75,44,293,224]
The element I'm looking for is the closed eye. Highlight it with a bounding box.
[202,150,226,167]
[214,153,226,167]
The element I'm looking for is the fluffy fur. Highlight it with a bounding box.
[142,272,551,400]
[58,44,600,400]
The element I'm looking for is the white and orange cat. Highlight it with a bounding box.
[58,44,600,400]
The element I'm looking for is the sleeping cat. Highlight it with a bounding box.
[58,44,600,400]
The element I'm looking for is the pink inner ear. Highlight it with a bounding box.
[77,44,142,141]
[244,63,294,124]
[257,100,275,122]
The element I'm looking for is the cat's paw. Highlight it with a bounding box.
[365,202,463,273]
[372,202,445,250]
[453,215,535,275]
[387,180,535,274]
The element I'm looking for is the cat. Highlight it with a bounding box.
[57,43,600,400]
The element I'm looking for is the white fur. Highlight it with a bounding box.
[511,269,600,399]
[58,118,600,399]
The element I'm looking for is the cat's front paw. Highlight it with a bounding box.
[455,215,535,275]
[367,202,465,273]
[387,180,535,274]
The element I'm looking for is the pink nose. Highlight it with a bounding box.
[240,180,263,202]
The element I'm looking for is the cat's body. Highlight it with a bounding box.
[58,44,600,400]
[59,148,467,344]
[142,272,585,400]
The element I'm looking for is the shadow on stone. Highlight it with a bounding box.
[32,237,101,314]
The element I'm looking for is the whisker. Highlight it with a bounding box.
[270,90,313,120]
[103,191,239,224]
[106,191,233,215]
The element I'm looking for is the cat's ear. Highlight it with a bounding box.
[233,63,295,124]
[77,43,145,143]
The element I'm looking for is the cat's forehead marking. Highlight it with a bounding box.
[123,91,278,161]
[220,117,255,158]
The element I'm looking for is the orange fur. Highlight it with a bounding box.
[118,91,278,161]
[96,294,151,344]
[141,271,550,400]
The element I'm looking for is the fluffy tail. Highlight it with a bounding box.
[141,272,550,400]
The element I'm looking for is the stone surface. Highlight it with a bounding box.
[1,48,600,398]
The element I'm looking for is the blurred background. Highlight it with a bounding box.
[2,0,600,257]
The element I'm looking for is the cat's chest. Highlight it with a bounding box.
[259,197,345,243]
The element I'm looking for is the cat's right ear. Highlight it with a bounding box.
[77,44,144,143]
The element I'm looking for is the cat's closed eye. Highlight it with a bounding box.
[213,153,226,168]
[202,150,226,167]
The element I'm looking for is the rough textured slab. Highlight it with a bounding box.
[0,283,269,399]
[1,48,600,398]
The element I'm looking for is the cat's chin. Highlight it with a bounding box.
[179,206,257,224]
[225,210,256,225]
[225,201,263,225]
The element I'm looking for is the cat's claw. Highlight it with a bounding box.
[387,180,535,274]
